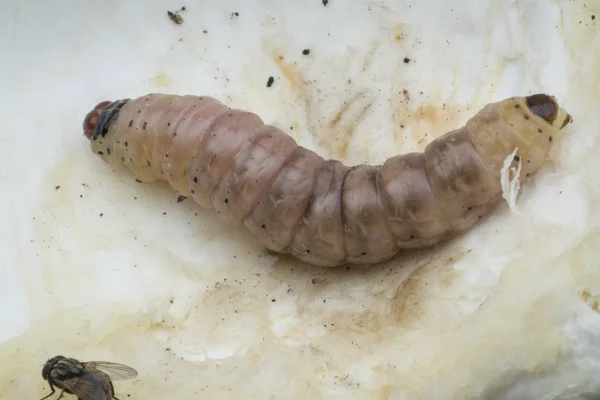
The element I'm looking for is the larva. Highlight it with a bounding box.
[83,93,572,267]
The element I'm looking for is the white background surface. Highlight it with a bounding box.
[1,0,600,399]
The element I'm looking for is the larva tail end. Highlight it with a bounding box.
[526,94,573,130]
[83,101,112,139]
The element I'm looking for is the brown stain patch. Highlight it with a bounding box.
[361,41,381,72]
[392,95,464,153]
[326,92,375,158]
[390,247,467,325]
[393,23,408,42]
[264,42,375,160]
[269,50,305,91]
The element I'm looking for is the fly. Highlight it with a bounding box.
[40,355,138,400]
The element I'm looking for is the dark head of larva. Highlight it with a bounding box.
[83,101,112,139]
[83,98,131,140]
[525,94,559,124]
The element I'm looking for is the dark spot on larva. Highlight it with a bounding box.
[107,148,111,155]
[362,252,367,256]
[191,189,195,194]
[143,122,147,130]
[165,153,169,158]
[193,177,198,183]
[403,57,411,64]
[129,120,133,128]
[549,136,553,142]
[129,158,132,162]
[514,155,520,162]
[137,110,141,113]
[168,122,171,127]
[98,151,104,155]
[261,224,266,229]
[538,128,543,133]
[174,132,178,137]
[121,157,125,162]
[306,249,311,254]
[302,49,310,55]
[177,195,186,203]
[515,104,521,109]
[410,235,414,239]
[524,115,530,120]
[124,141,128,147]
[224,198,229,204]
[266,76,274,87]
[147,160,151,166]
[526,173,531,177]
[467,206,472,211]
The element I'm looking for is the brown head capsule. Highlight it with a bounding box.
[83,101,112,139]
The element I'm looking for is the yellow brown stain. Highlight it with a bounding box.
[153,69,173,88]
[390,247,467,325]
[361,41,380,72]
[265,43,374,160]
[580,290,600,313]
[392,96,464,153]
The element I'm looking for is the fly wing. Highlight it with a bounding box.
[58,371,109,400]
[82,361,138,381]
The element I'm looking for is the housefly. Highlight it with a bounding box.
[40,355,138,400]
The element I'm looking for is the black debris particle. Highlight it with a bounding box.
[99,213,104,217]
[167,7,185,25]
[177,195,187,203]
[163,212,167,215]
[403,57,411,64]
[323,0,329,5]
[54,185,61,190]
[203,29,208,34]
[266,76,275,87]
[231,11,239,19]
[592,15,596,20]
[302,49,311,55]
[271,299,276,302]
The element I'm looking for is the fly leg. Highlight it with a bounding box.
[39,383,56,400]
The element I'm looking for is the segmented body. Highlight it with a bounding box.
[83,93,572,267]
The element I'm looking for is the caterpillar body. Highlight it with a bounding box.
[83,93,572,267]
